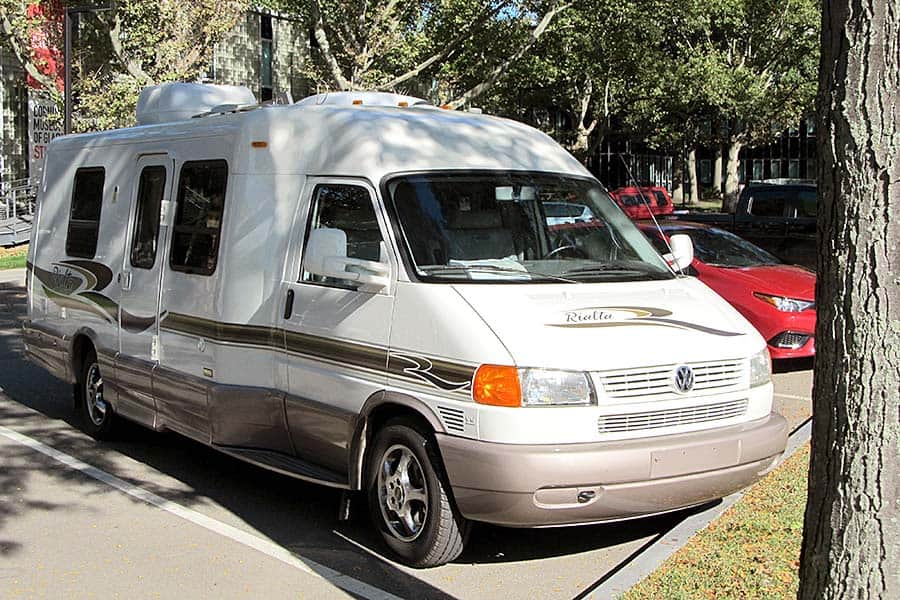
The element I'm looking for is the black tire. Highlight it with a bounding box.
[367,418,468,568]
[74,349,116,439]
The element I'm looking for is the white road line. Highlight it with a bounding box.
[774,392,812,402]
[0,424,402,600]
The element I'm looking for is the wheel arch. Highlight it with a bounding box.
[349,391,446,490]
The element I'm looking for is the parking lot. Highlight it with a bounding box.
[0,269,812,599]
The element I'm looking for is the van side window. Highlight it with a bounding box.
[300,184,383,288]
[170,160,228,276]
[748,192,786,217]
[130,166,166,269]
[65,167,105,258]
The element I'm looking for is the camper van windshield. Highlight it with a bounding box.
[387,173,674,283]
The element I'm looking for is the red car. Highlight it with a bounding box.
[609,186,675,219]
[639,221,816,359]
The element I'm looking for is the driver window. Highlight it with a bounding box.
[300,184,384,288]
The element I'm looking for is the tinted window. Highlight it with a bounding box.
[66,167,105,258]
[301,185,383,288]
[653,190,669,206]
[170,160,228,275]
[130,166,166,269]
[797,190,816,217]
[749,192,786,217]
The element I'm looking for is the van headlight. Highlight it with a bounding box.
[749,349,771,388]
[519,368,595,406]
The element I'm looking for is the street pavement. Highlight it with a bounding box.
[0,268,813,599]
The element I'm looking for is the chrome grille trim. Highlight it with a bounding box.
[597,398,749,433]
[595,360,746,399]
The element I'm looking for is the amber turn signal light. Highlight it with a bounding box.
[473,364,521,407]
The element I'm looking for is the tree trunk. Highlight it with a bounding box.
[722,141,742,212]
[798,1,900,598]
[686,148,699,204]
[712,146,723,197]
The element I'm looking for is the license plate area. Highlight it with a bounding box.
[650,440,741,479]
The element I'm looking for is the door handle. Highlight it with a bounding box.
[283,289,295,319]
[118,271,132,290]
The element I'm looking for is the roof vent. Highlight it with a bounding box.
[136,83,257,125]
[295,91,432,108]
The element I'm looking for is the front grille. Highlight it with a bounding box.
[597,398,749,434]
[595,360,746,399]
[770,331,812,349]
[437,405,466,433]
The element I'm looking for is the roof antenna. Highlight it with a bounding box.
[617,153,684,275]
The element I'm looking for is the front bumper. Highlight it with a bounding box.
[438,412,787,527]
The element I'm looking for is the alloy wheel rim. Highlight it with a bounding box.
[377,444,429,542]
[85,363,107,426]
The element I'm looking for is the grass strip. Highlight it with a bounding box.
[623,443,809,600]
[0,244,27,270]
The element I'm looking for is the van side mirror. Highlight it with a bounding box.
[305,228,390,290]
[669,234,694,271]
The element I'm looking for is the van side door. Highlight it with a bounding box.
[280,179,396,478]
[116,154,173,427]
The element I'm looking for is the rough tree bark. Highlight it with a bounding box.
[798,0,900,598]
[686,148,699,204]
[712,145,723,198]
[722,140,742,212]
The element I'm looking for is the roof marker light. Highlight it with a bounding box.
[251,141,268,148]
[352,99,363,105]
[398,101,409,107]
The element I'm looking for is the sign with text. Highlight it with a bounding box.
[28,95,62,177]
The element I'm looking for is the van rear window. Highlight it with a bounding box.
[169,160,228,275]
[65,167,105,258]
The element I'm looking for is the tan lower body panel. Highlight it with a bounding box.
[438,412,787,527]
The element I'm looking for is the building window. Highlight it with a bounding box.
[752,159,764,181]
[66,167,105,258]
[260,14,274,102]
[699,159,711,184]
[130,166,166,269]
[769,159,781,179]
[788,159,800,180]
[170,160,228,276]
[806,117,816,137]
[807,159,817,180]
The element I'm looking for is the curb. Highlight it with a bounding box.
[581,417,813,600]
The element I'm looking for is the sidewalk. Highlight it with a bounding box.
[0,267,25,285]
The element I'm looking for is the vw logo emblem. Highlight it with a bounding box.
[673,365,695,393]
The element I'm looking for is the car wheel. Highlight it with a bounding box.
[367,418,468,568]
[75,349,116,439]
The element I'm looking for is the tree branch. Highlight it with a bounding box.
[376,4,500,91]
[104,12,154,85]
[0,9,63,103]
[310,0,354,90]
[447,2,571,109]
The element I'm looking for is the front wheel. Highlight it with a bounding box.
[75,349,117,439]
[367,419,468,567]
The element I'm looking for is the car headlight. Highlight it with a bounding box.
[753,292,815,312]
[472,365,595,407]
[749,348,771,388]
[520,368,595,406]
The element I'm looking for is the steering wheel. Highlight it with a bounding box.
[543,244,589,259]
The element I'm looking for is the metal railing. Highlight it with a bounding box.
[1,177,39,246]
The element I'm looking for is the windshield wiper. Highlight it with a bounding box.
[421,264,578,284]
[562,264,672,280]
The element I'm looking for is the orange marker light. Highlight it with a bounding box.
[352,99,363,105]
[251,141,268,148]
[440,104,451,110]
[473,365,521,407]
[398,101,409,107]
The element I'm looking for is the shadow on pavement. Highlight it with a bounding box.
[0,279,677,597]
[774,357,814,374]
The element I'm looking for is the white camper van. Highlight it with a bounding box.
[24,84,787,567]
